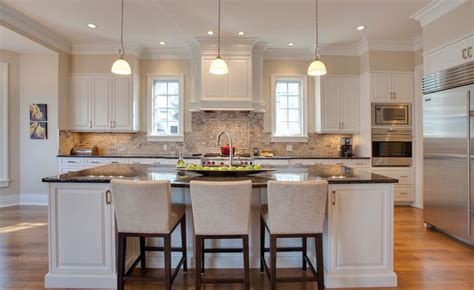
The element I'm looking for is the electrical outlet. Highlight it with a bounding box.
[163,144,168,151]
[286,145,293,152]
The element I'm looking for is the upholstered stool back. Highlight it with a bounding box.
[267,180,328,234]
[190,180,252,236]
[110,179,173,234]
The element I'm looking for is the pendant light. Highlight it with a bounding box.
[111,0,131,75]
[209,0,228,75]
[307,0,327,76]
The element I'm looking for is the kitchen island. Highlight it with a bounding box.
[43,164,398,288]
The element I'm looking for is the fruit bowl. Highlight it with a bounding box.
[177,165,274,177]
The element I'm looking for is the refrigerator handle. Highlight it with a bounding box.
[469,90,472,237]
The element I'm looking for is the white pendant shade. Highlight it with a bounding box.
[111,58,131,75]
[209,57,228,75]
[307,59,327,76]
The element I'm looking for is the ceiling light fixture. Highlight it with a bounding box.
[87,23,97,29]
[238,31,245,35]
[160,41,166,45]
[208,30,214,35]
[111,0,131,75]
[307,0,327,76]
[209,0,228,75]
[288,42,295,46]
[356,25,366,31]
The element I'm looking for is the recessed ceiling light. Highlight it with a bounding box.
[356,25,366,31]
[208,30,214,35]
[87,23,97,29]
[160,41,166,45]
[238,31,245,35]
[288,42,295,46]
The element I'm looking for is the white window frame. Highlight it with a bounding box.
[147,75,184,142]
[0,62,9,187]
[271,75,308,142]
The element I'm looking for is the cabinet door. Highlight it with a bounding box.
[425,38,469,75]
[91,76,112,130]
[340,78,359,132]
[227,59,251,100]
[202,57,228,100]
[69,76,91,130]
[112,76,133,130]
[371,73,392,102]
[391,73,413,102]
[320,77,341,132]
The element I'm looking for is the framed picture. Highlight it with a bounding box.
[30,104,47,121]
[30,122,48,140]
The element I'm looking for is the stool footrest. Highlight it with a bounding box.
[204,247,243,253]
[145,246,184,252]
[202,277,245,284]
[263,246,303,252]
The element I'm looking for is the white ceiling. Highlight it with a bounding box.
[0,26,55,54]
[3,0,430,50]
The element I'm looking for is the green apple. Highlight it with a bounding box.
[219,166,228,171]
[186,164,196,170]
[245,165,254,170]
[203,166,211,170]
[229,166,237,171]
[253,164,263,170]
[195,165,204,170]
[237,166,246,171]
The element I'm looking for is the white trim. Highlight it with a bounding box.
[0,62,8,188]
[19,194,48,205]
[325,271,397,288]
[71,42,144,57]
[413,34,423,51]
[0,194,19,208]
[270,75,308,142]
[357,37,418,55]
[410,0,466,27]
[0,2,71,53]
[147,74,185,141]
[141,47,191,59]
[422,33,474,55]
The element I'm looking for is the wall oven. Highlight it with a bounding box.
[372,103,411,126]
[372,128,412,167]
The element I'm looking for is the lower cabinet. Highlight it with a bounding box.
[46,183,115,287]
[371,167,414,202]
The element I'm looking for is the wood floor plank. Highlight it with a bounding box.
[0,205,472,289]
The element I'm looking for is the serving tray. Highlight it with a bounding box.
[177,168,274,177]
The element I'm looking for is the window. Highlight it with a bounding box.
[0,62,8,187]
[271,75,308,142]
[147,75,184,141]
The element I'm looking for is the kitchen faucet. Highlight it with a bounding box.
[216,131,234,167]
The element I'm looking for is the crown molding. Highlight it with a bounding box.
[413,34,423,51]
[141,47,191,59]
[357,37,418,55]
[70,42,144,57]
[0,2,71,53]
[410,0,466,27]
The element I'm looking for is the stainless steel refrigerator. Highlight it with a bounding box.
[423,61,474,246]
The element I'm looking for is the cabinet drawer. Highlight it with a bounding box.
[86,158,125,165]
[60,158,85,166]
[340,159,371,168]
[254,159,289,166]
[59,166,85,174]
[394,185,414,202]
[371,168,413,184]
[289,159,327,166]
[127,158,163,165]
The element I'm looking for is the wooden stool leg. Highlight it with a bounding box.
[243,235,250,290]
[270,235,277,290]
[302,237,307,271]
[181,216,187,272]
[201,238,205,274]
[260,215,265,273]
[117,233,126,290]
[164,234,172,290]
[195,236,203,290]
[140,236,146,273]
[315,235,325,290]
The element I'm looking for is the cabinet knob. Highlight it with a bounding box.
[105,190,111,205]
[462,48,467,59]
[468,47,473,59]
[332,190,336,205]
[89,121,92,128]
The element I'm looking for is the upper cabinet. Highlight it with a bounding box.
[370,72,413,103]
[316,76,360,134]
[424,35,473,75]
[69,74,140,132]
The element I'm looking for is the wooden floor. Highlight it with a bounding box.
[0,206,473,290]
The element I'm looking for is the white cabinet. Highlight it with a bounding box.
[371,167,414,202]
[289,159,370,168]
[253,159,289,166]
[316,76,359,133]
[69,74,140,132]
[425,35,474,75]
[325,183,395,286]
[371,72,414,102]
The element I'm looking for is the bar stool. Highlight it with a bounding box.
[110,179,187,290]
[260,180,328,290]
[190,180,252,290]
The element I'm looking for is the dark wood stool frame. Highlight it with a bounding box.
[117,214,187,290]
[260,215,325,290]
[195,234,250,290]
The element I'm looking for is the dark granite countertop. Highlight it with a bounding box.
[57,155,370,160]
[43,164,397,186]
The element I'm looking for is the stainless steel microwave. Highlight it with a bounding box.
[371,103,411,126]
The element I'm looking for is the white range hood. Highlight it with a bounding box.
[188,37,266,112]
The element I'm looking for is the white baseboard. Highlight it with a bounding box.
[0,193,47,208]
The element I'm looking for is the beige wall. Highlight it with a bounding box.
[139,59,193,132]
[262,56,359,132]
[70,54,140,74]
[0,49,21,198]
[423,1,474,52]
[414,49,423,67]
[359,52,370,74]
[368,51,415,72]
[58,52,70,130]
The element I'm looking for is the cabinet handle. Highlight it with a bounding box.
[90,161,100,164]
[341,122,344,129]
[332,190,336,206]
[399,192,408,195]
[400,175,408,178]
[468,47,473,58]
[89,121,92,128]
[67,160,76,164]
[111,161,119,164]
[105,190,111,205]
[462,48,467,59]
[109,121,113,128]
